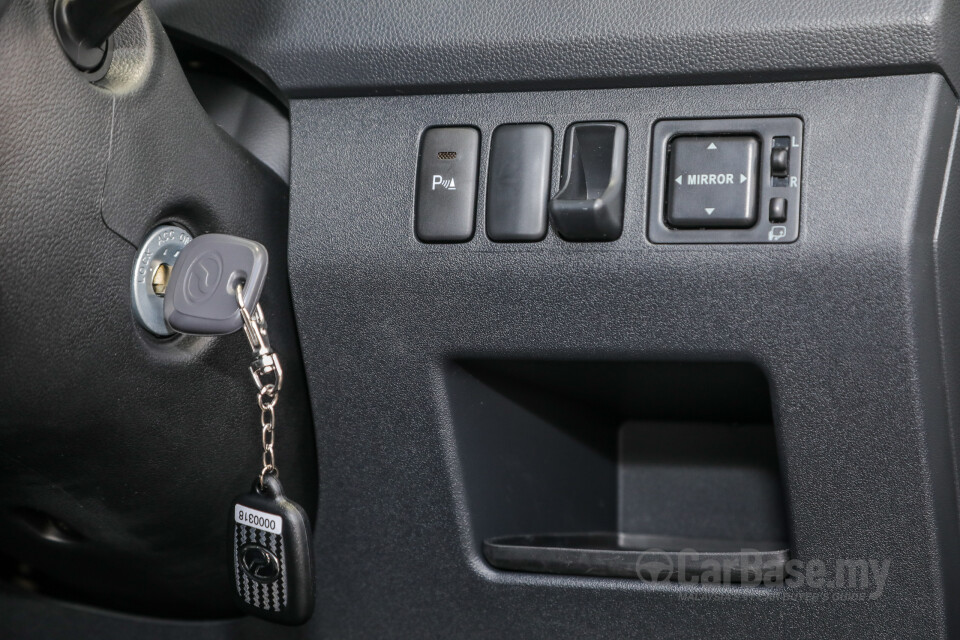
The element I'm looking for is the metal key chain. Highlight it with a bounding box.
[237,284,284,489]
[231,283,314,626]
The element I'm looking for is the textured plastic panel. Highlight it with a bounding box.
[151,0,960,96]
[281,75,960,638]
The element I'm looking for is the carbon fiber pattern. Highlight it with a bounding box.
[234,523,287,612]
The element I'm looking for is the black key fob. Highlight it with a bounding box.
[232,474,314,625]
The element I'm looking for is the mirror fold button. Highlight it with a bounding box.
[769,197,788,223]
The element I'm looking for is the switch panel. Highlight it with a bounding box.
[416,127,480,242]
[666,135,758,228]
[649,117,803,244]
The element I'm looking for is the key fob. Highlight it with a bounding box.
[232,475,314,625]
[164,233,268,335]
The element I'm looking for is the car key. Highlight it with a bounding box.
[163,233,269,335]
[164,233,315,625]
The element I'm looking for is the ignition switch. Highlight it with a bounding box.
[130,225,192,336]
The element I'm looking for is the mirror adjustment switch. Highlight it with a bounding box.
[416,127,479,242]
[666,136,758,229]
[649,117,803,244]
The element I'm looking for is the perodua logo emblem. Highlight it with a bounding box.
[183,252,223,305]
[240,543,280,583]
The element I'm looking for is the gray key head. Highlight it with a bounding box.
[163,234,268,335]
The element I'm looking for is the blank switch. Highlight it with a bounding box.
[486,124,552,242]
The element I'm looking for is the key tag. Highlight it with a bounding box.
[161,234,315,624]
[233,475,314,624]
[231,279,315,625]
